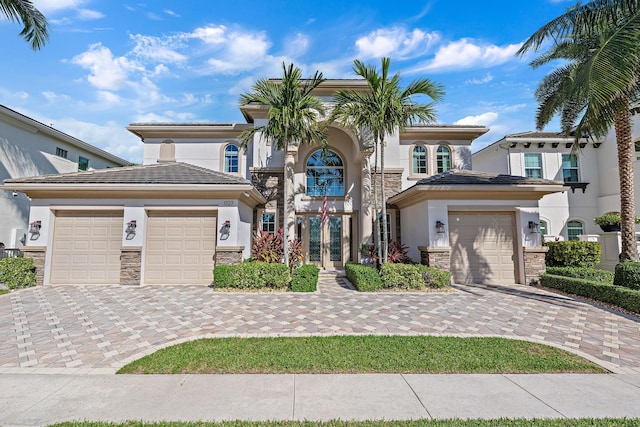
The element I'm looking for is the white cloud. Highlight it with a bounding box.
[412,39,522,72]
[466,73,494,85]
[71,43,142,91]
[77,9,104,20]
[41,91,70,102]
[164,10,180,17]
[190,25,227,44]
[454,112,499,126]
[355,27,439,59]
[33,0,85,13]
[96,91,121,105]
[130,34,187,63]
[284,33,309,58]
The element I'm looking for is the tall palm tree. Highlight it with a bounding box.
[332,57,444,264]
[1,0,48,50]
[239,62,327,267]
[518,0,640,261]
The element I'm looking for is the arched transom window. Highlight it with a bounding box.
[412,145,427,174]
[436,145,451,173]
[306,149,344,197]
[224,144,239,173]
[567,220,584,241]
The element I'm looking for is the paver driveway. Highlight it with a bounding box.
[1,277,639,374]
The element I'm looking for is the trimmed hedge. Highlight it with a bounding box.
[541,274,640,314]
[614,261,640,290]
[381,263,423,289]
[544,241,601,268]
[0,257,36,289]
[291,264,319,292]
[345,263,382,291]
[213,262,290,289]
[545,267,614,284]
[417,265,451,288]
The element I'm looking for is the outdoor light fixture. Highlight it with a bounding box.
[29,220,41,239]
[220,220,231,236]
[528,221,540,233]
[435,220,446,234]
[126,220,137,239]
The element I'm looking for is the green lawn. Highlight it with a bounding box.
[117,335,604,374]
[49,419,640,427]
[0,289,10,295]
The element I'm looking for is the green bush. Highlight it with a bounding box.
[417,265,451,288]
[541,274,640,314]
[0,257,36,289]
[213,262,290,289]
[380,263,423,289]
[291,264,319,292]
[345,263,382,291]
[544,241,601,268]
[545,266,613,284]
[614,261,640,290]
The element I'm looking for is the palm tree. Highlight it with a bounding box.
[1,0,48,50]
[239,62,327,268]
[518,0,640,261]
[332,57,444,264]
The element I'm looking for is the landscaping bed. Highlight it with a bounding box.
[345,263,450,292]
[117,335,603,375]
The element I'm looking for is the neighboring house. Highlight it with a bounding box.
[0,105,129,247]
[5,80,565,287]
[473,123,640,242]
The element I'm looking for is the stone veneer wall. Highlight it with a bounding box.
[372,171,403,207]
[120,247,142,286]
[251,170,284,225]
[418,246,451,271]
[523,246,548,285]
[214,246,245,266]
[20,246,46,286]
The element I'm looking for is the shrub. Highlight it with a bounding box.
[541,274,640,314]
[251,228,303,270]
[364,241,412,264]
[544,241,601,268]
[345,262,382,291]
[417,265,451,288]
[0,257,36,289]
[594,213,640,226]
[545,266,613,284]
[213,262,290,289]
[614,261,640,290]
[381,263,423,289]
[291,264,319,292]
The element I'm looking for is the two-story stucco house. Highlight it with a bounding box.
[5,80,565,287]
[0,105,129,248]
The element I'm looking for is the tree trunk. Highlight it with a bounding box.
[614,106,638,262]
[372,138,382,267]
[380,138,388,265]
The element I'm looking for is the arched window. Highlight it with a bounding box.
[436,145,451,173]
[567,220,584,241]
[539,220,548,236]
[306,149,344,197]
[224,144,239,173]
[412,145,427,174]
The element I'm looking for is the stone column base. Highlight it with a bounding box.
[523,246,549,285]
[214,246,245,266]
[418,246,451,271]
[20,246,46,286]
[120,247,142,285]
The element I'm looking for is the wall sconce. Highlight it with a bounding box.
[125,220,137,240]
[435,220,446,234]
[220,220,231,240]
[528,221,540,233]
[29,220,41,240]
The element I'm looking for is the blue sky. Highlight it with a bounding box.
[1,0,576,163]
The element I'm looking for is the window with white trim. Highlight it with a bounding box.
[562,154,579,183]
[306,149,344,196]
[436,145,451,173]
[412,145,427,175]
[224,144,240,173]
[539,220,548,236]
[567,220,584,241]
[261,212,276,234]
[524,153,542,178]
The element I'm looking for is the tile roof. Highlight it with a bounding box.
[415,169,563,186]
[5,162,252,185]
[505,131,568,138]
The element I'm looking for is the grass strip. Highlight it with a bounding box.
[117,335,604,374]
[0,289,10,295]
[49,418,640,426]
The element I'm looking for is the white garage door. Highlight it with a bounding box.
[144,212,217,285]
[448,212,516,285]
[51,211,123,284]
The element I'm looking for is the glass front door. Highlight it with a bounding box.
[301,214,351,269]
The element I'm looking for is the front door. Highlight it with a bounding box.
[302,214,352,269]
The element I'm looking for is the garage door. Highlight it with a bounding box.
[51,211,123,284]
[144,212,216,285]
[448,212,516,285]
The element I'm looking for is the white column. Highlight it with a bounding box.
[360,150,373,253]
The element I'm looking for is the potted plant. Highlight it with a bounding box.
[594,213,640,232]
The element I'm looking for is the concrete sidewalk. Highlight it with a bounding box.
[2,373,640,426]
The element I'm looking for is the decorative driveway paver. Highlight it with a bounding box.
[1,277,639,373]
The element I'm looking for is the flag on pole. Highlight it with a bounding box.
[321,195,327,223]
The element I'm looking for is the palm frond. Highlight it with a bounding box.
[0,0,48,50]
